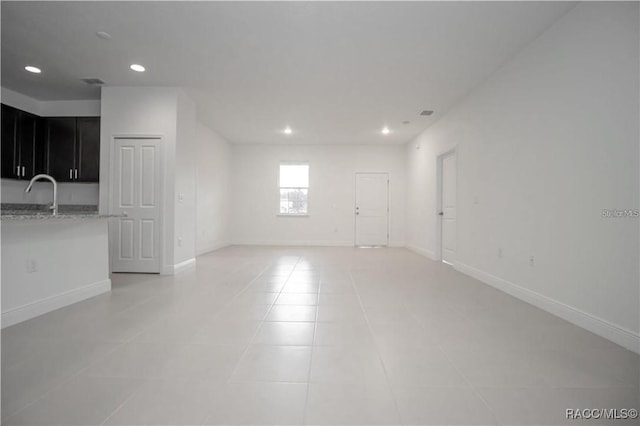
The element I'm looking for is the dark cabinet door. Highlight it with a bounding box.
[17,111,37,179]
[46,117,76,182]
[76,117,100,182]
[1,105,44,179]
[2,106,100,183]
[33,117,47,176]
[1,104,19,178]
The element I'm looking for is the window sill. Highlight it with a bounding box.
[277,214,310,218]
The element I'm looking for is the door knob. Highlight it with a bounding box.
[438,211,444,216]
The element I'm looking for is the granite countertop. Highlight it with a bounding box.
[1,204,122,220]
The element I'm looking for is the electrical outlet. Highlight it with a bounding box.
[498,248,503,259]
[177,237,182,247]
[178,193,184,203]
[26,259,38,273]
[529,256,535,267]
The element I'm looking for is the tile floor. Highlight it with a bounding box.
[2,246,638,425]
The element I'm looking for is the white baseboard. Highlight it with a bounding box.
[174,257,196,274]
[406,244,437,261]
[455,262,640,354]
[232,240,355,247]
[163,258,196,275]
[1,279,111,328]
[196,242,230,257]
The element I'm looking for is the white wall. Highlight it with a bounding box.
[1,87,101,205]
[405,2,639,350]
[1,87,100,117]
[195,122,231,255]
[1,219,111,327]
[174,92,197,265]
[100,87,179,273]
[231,144,406,246]
[100,87,204,273]
[1,87,40,115]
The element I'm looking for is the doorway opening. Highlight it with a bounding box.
[110,137,163,273]
[354,172,389,247]
[436,149,457,265]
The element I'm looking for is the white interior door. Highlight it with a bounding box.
[111,138,161,273]
[355,173,389,246]
[440,151,457,264]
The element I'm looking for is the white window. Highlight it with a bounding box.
[279,163,309,215]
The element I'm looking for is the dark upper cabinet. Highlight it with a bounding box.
[76,117,100,182]
[1,104,46,179]
[46,117,77,182]
[25,114,47,178]
[18,112,35,177]
[1,104,18,178]
[1,104,100,182]
[45,116,100,182]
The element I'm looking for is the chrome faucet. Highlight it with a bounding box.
[25,174,58,215]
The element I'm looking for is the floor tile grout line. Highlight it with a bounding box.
[6,247,637,425]
[224,257,298,384]
[2,271,190,393]
[0,281,192,415]
[105,260,275,397]
[99,383,141,426]
[103,260,256,346]
[302,269,322,425]
[92,259,274,426]
[347,265,405,424]
[1,338,129,422]
[421,318,503,425]
[417,311,503,425]
[362,259,500,424]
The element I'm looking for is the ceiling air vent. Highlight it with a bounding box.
[419,110,434,116]
[81,78,105,85]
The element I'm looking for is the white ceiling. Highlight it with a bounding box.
[1,1,575,145]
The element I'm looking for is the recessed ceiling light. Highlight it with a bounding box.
[381,126,390,135]
[130,64,145,72]
[96,31,112,40]
[283,126,293,135]
[402,121,410,125]
[419,110,434,116]
[25,66,41,74]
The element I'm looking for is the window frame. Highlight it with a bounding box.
[278,162,310,216]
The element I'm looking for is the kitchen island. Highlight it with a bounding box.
[1,204,118,327]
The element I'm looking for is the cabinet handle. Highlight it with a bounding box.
[17,166,20,177]
[75,169,78,179]
[22,166,25,177]
[70,169,73,179]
